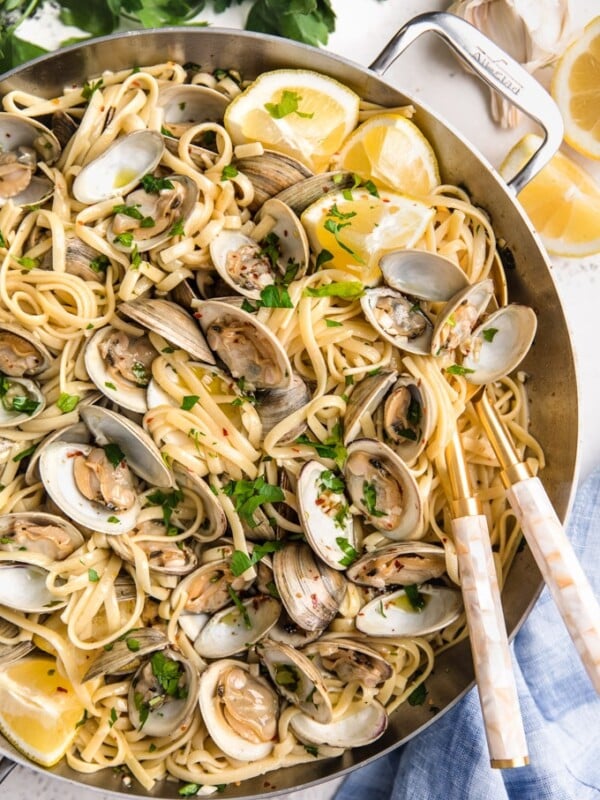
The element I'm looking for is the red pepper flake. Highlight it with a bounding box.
[67,449,85,459]
[56,686,68,693]
[222,428,229,436]
[310,593,318,608]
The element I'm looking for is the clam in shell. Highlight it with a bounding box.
[0,112,60,206]
[361,287,433,355]
[0,375,45,427]
[0,322,51,377]
[0,512,84,560]
[290,699,388,748]
[198,659,279,761]
[347,541,447,589]
[356,584,462,637]
[193,594,281,658]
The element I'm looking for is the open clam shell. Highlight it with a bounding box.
[0,512,84,560]
[128,648,198,737]
[158,83,229,137]
[108,175,198,254]
[0,112,60,206]
[343,369,398,445]
[383,373,436,463]
[297,459,355,571]
[173,466,228,542]
[233,149,313,212]
[25,421,92,486]
[171,558,253,615]
[379,249,469,302]
[83,627,169,682]
[72,130,164,204]
[273,170,355,215]
[303,637,393,687]
[256,372,310,444]
[193,594,281,658]
[198,659,279,761]
[194,299,293,390]
[0,563,66,613]
[0,376,45,427]
[272,542,347,631]
[462,303,537,384]
[0,322,52,377]
[356,584,462,637]
[257,638,333,723]
[290,699,388,748]
[118,297,215,365]
[344,438,422,539]
[347,541,447,589]
[431,278,494,356]
[361,287,433,355]
[84,325,157,414]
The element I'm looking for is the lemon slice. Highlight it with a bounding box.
[0,655,85,767]
[336,113,440,195]
[500,133,600,257]
[551,15,600,159]
[224,69,359,172]
[301,187,435,284]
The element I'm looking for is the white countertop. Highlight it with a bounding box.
[3,1,599,798]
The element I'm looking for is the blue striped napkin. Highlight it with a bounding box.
[335,467,600,800]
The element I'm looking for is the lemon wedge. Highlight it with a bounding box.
[336,113,440,195]
[224,69,359,172]
[0,655,86,767]
[551,15,600,160]
[500,133,600,257]
[301,187,435,284]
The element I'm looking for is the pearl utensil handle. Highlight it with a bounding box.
[475,391,600,694]
[446,433,529,768]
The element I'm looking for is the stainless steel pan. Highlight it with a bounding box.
[0,12,578,799]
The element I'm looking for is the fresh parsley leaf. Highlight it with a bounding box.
[265,89,313,119]
[325,318,343,327]
[304,281,364,300]
[363,179,379,197]
[113,232,134,247]
[230,541,284,577]
[336,536,358,566]
[146,489,183,533]
[181,395,199,411]
[178,785,201,797]
[223,476,284,528]
[295,422,347,469]
[363,480,385,517]
[445,364,476,376]
[221,164,239,180]
[107,515,120,524]
[227,585,252,629]
[113,203,143,220]
[126,637,140,652]
[304,743,319,757]
[319,469,345,493]
[15,256,40,270]
[75,709,89,729]
[105,381,117,390]
[109,707,118,727]
[482,327,499,342]
[404,584,426,611]
[82,78,103,101]
[0,231,7,248]
[88,568,99,582]
[315,248,334,269]
[407,682,428,706]
[12,445,36,463]
[103,442,126,468]
[151,651,187,697]
[260,284,293,308]
[9,395,40,415]
[89,254,109,273]
[141,174,174,194]
[170,218,185,237]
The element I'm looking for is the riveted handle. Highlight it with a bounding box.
[507,476,600,694]
[369,11,563,193]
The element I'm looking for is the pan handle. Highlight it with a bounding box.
[369,11,563,194]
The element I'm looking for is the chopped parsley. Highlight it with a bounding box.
[318,469,345,494]
[0,231,7,248]
[315,248,334,269]
[131,361,150,386]
[181,395,199,411]
[482,327,499,342]
[126,637,140,652]
[304,744,319,757]
[295,421,347,469]
[75,709,89,729]
[227,585,252,629]
[407,682,428,706]
[12,445,36,463]
[259,284,293,308]
[274,663,300,691]
[178,785,201,797]
[105,381,117,390]
[445,364,476,376]
[107,515,120,524]
[230,541,284,577]
[15,256,40,270]
[7,395,40,415]
[265,90,314,119]
[170,218,185,237]
[146,489,183,536]
[333,504,351,531]
[141,174,174,194]
[363,481,385,517]
[103,443,126,468]
[82,78,103,101]
[89,254,109,273]
[151,651,187,698]
[113,232,134,247]
[325,318,343,327]
[221,164,239,180]
[336,536,358,567]
[109,707,118,727]
[404,584,426,611]
[88,568,99,582]
[223,476,284,528]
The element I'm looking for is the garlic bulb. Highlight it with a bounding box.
[448,0,571,127]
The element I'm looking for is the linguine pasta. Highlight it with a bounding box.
[0,60,542,794]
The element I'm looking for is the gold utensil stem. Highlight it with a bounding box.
[474,390,532,487]
[446,431,481,518]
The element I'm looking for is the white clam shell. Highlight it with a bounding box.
[361,287,433,355]
[356,584,462,637]
[193,595,281,658]
[0,376,45,427]
[380,249,469,302]
[431,278,494,356]
[0,563,66,613]
[198,659,276,762]
[297,459,355,571]
[72,130,164,204]
[84,325,149,414]
[290,699,388,747]
[462,304,537,384]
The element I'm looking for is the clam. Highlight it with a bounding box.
[296,460,355,571]
[84,325,158,413]
[108,175,198,254]
[171,558,253,615]
[0,322,51,377]
[195,300,293,390]
[431,278,494,356]
[379,249,469,302]
[290,699,388,748]
[83,627,169,682]
[0,375,45,427]
[25,421,92,486]
[173,466,228,542]
[209,198,308,299]
[118,297,215,365]
[72,130,164,204]
[382,374,435,462]
[462,303,537,384]
[0,620,34,667]
[198,659,279,761]
[272,542,347,631]
[268,609,323,647]
[158,83,229,138]
[0,112,60,206]
[0,512,84,560]
[347,541,447,589]
[344,439,422,539]
[109,523,198,576]
[64,234,111,281]
[343,369,398,445]
[257,639,332,723]
[38,405,172,535]
[193,594,281,658]
[361,287,434,355]
[232,150,313,212]
[128,648,198,736]
[256,372,311,444]
[274,171,356,215]
[303,638,393,687]
[0,563,66,613]
[356,584,463,637]
[51,109,78,149]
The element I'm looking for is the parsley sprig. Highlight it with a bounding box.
[223,476,284,528]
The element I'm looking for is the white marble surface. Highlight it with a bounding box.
[2,1,600,798]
